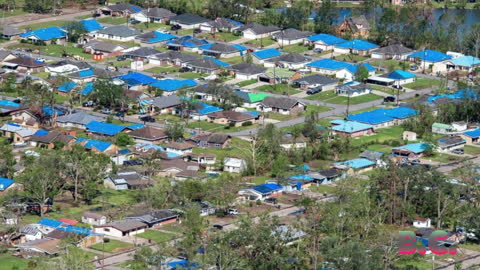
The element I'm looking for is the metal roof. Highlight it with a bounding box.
[150,78,197,92]
[331,120,373,133]
[464,128,480,138]
[333,158,375,169]
[392,142,430,154]
[449,56,480,67]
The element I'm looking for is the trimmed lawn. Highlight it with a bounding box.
[90,240,133,253]
[305,105,331,115]
[177,29,194,35]
[305,90,337,101]
[250,175,271,185]
[192,137,251,161]
[266,113,292,121]
[21,20,71,30]
[112,60,132,67]
[464,145,480,156]
[255,84,301,95]
[132,22,169,31]
[161,224,184,234]
[369,84,396,95]
[0,255,29,270]
[281,44,310,53]
[179,72,206,79]
[326,94,382,105]
[236,79,258,87]
[75,14,94,20]
[369,59,409,71]
[309,184,337,194]
[224,56,244,65]
[197,32,241,42]
[404,78,442,90]
[97,16,128,25]
[426,153,463,163]
[334,54,368,63]
[10,43,91,59]
[145,66,179,73]
[137,230,175,243]
[244,38,275,48]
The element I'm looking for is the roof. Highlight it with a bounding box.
[234,90,269,103]
[261,96,300,110]
[127,210,178,224]
[392,142,430,154]
[150,51,198,62]
[359,150,384,161]
[137,31,176,43]
[333,158,375,169]
[128,126,167,140]
[268,53,310,64]
[432,122,452,129]
[57,112,102,125]
[98,25,141,37]
[83,212,105,219]
[224,157,245,167]
[86,121,126,136]
[463,128,480,138]
[106,3,142,13]
[206,17,243,30]
[38,218,63,228]
[6,56,46,68]
[29,131,74,145]
[80,82,94,96]
[2,25,21,36]
[346,63,375,74]
[0,49,13,60]
[388,70,416,80]
[166,141,193,150]
[96,220,147,232]
[252,48,282,60]
[17,238,60,254]
[167,260,199,270]
[188,133,231,144]
[293,74,337,85]
[57,218,78,226]
[199,42,246,53]
[408,50,451,62]
[0,177,14,191]
[272,28,313,40]
[372,44,413,55]
[150,78,197,92]
[335,39,378,50]
[438,136,465,147]
[347,107,417,124]
[80,19,104,32]
[317,168,340,178]
[57,81,77,93]
[306,33,345,44]
[144,7,176,19]
[188,58,227,70]
[20,26,66,40]
[151,95,181,109]
[167,35,209,48]
[0,123,36,137]
[75,138,113,152]
[208,111,254,122]
[237,23,280,35]
[228,63,266,75]
[306,58,351,70]
[116,72,157,86]
[251,183,283,194]
[330,119,373,133]
[84,40,128,52]
[171,13,209,25]
[449,55,480,67]
[125,47,160,58]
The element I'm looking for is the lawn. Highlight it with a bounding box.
[464,145,480,156]
[2,8,27,18]
[426,153,462,163]
[305,90,337,101]
[244,38,275,48]
[0,255,29,270]
[255,84,301,95]
[75,14,94,20]
[334,54,368,63]
[21,20,71,30]
[224,56,244,65]
[281,44,310,53]
[137,230,176,243]
[161,224,184,234]
[368,84,396,95]
[90,240,133,253]
[145,66,179,73]
[266,112,292,121]
[305,104,331,115]
[132,22,169,31]
[460,242,480,252]
[32,72,50,79]
[249,175,271,185]
[179,72,206,79]
[112,60,132,67]
[349,106,380,114]
[236,79,258,87]
[11,43,91,59]
[97,16,128,25]
[177,28,194,35]
[197,32,241,42]
[192,137,251,161]
[309,184,337,194]
[404,78,442,90]
[350,125,405,147]
[326,94,382,105]
[186,120,225,132]
[369,59,409,71]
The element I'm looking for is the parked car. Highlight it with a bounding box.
[179,67,191,73]
[265,198,277,204]
[193,29,202,34]
[306,86,322,95]
[171,24,182,31]
[383,96,396,103]
[393,84,403,90]
[452,149,464,155]
[228,209,239,215]
[117,55,127,61]
[410,65,418,71]
[115,112,124,117]
[212,224,223,230]
[100,108,111,114]
[83,100,95,107]
[313,48,323,53]
[139,115,155,122]
[123,160,144,166]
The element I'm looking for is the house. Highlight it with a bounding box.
[332,158,375,174]
[407,50,451,73]
[444,55,480,72]
[387,70,416,85]
[79,19,104,33]
[74,138,118,154]
[4,56,46,73]
[124,47,162,61]
[0,177,15,193]
[20,224,50,241]
[257,67,301,84]
[437,135,466,153]
[413,218,431,228]
[237,23,280,39]
[165,142,193,156]
[330,119,374,137]
[252,48,282,64]
[292,74,337,91]
[150,79,197,95]
[199,17,243,33]
[336,81,372,97]
[166,36,209,52]
[227,63,266,80]
[170,13,209,29]
[207,111,256,126]
[126,210,179,228]
[105,171,153,190]
[16,238,61,255]
[56,112,102,129]
[239,183,283,200]
[271,28,313,46]
[333,39,379,56]
[133,7,176,23]
[185,153,217,166]
[0,49,16,63]
[83,40,128,57]
[371,44,414,60]
[148,95,182,114]
[157,159,199,177]
[199,42,247,58]
[186,58,227,74]
[1,25,22,40]
[135,31,176,44]
[359,150,385,167]
[304,33,346,51]
[392,142,431,158]
[128,126,168,144]
[46,60,91,75]
[20,27,67,44]
[279,134,307,149]
[234,90,269,108]
[309,168,343,184]
[100,2,142,17]
[85,121,127,137]
[147,51,198,67]
[186,133,231,148]
[337,15,371,37]
[403,131,417,141]
[0,123,36,144]
[82,212,107,226]
[347,107,417,128]
[306,59,356,80]
[11,110,39,128]
[461,129,480,145]
[257,96,306,115]
[432,123,453,134]
[264,53,311,69]
[97,25,141,41]
[115,72,157,89]
[94,220,147,237]
[224,157,247,173]
[29,130,75,149]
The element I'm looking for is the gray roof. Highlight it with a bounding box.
[203,43,240,53]
[150,51,198,63]
[124,47,159,58]
[237,23,280,35]
[359,150,384,161]
[170,13,209,25]
[126,210,178,224]
[84,40,128,52]
[151,95,181,109]
[372,44,413,56]
[347,15,371,31]
[206,17,241,30]
[269,53,310,63]
[227,63,265,75]
[2,25,22,36]
[261,96,302,110]
[98,25,141,38]
[272,28,313,40]
[144,7,176,19]
[56,112,102,125]
[97,220,147,232]
[293,74,337,86]
[187,58,221,70]
[438,135,466,147]
[49,60,91,70]
[0,49,13,60]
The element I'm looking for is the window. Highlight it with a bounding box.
[104,228,110,232]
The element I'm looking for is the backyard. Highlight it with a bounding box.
[137,230,176,243]
[197,32,241,42]
[97,16,128,25]
[0,255,29,270]
[90,240,133,253]
[281,44,310,53]
[145,66,179,73]
[10,43,91,59]
[244,38,275,48]
[404,77,442,90]
[179,72,206,79]
[305,90,381,105]
[334,54,369,63]
[255,84,301,95]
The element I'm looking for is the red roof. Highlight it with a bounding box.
[58,218,79,226]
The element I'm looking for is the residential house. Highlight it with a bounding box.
[199,17,243,33]
[199,42,247,58]
[336,81,371,97]
[16,238,61,255]
[105,171,153,190]
[124,47,162,61]
[111,148,135,166]
[175,170,202,181]
[0,123,36,144]
[437,135,466,153]
[185,153,217,166]
[257,96,306,115]
[0,177,15,194]
[444,55,480,73]
[371,44,414,60]
[187,57,230,74]
[82,212,107,226]
[236,23,280,39]
[227,63,265,80]
[79,19,104,33]
[85,121,127,137]
[4,56,46,73]
[359,150,385,167]
[147,95,182,114]
[126,210,179,228]
[29,130,75,149]
[279,134,307,149]
[332,158,376,175]
[330,119,374,137]
[157,159,199,177]
[347,107,417,129]
[306,59,374,81]
[452,121,468,132]
[97,25,141,41]
[186,133,231,148]
[337,15,371,37]
[20,224,51,241]
[272,28,313,46]
[20,27,67,44]
[83,40,128,57]
[166,36,209,52]
[234,90,269,108]
[74,138,118,154]
[128,126,168,144]
[238,183,283,200]
[257,67,301,84]
[224,157,247,173]
[11,110,39,128]
[252,48,282,64]
[304,33,346,51]
[333,39,379,56]
[188,102,223,120]
[135,31,176,44]
[115,72,157,90]
[100,2,142,17]
[133,7,176,23]
[0,49,16,63]
[207,111,256,126]
[56,112,102,129]
[264,53,311,69]
[432,123,453,134]
[392,142,431,158]
[170,13,210,29]
[1,25,22,40]
[461,129,480,145]
[292,74,337,91]
[403,131,417,141]
[147,51,198,67]
[165,142,193,155]
[386,69,416,85]
[46,60,91,75]
[413,218,431,228]
[94,220,147,237]
[407,50,452,73]
[308,168,343,184]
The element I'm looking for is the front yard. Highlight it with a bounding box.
[21,20,71,30]
[369,59,410,71]
[179,72,206,79]
[90,240,133,253]
[244,38,275,48]
[281,44,310,53]
[334,54,369,63]
[404,77,442,90]
[137,230,176,243]
[145,66,179,73]
[326,94,382,105]
[10,43,91,59]
[255,84,301,95]
[97,16,128,25]
[197,32,241,42]
[236,79,258,87]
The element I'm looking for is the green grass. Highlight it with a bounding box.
[90,240,133,253]
[97,16,128,25]
[309,184,337,194]
[97,38,137,48]
[335,54,368,63]
[464,145,480,156]
[305,105,331,115]
[192,137,251,161]
[179,72,206,79]
[1,8,27,18]
[305,90,337,101]
[236,79,258,87]
[266,113,292,121]
[131,22,168,31]
[326,94,382,105]
[224,56,244,65]
[145,66,179,73]
[460,242,480,252]
[350,125,405,147]
[250,175,271,185]
[244,38,275,48]
[32,72,50,79]
[186,120,225,131]
[281,44,310,53]
[197,32,241,42]
[11,43,91,59]
[369,59,409,71]
[427,153,462,163]
[112,60,132,67]
[137,230,175,243]
[368,84,396,95]
[255,84,301,95]
[404,78,441,90]
[75,14,94,20]
[0,255,29,270]
[21,20,71,30]
[161,224,184,234]
[177,29,194,35]
[349,106,380,114]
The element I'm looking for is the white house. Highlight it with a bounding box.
[413,218,431,228]
[82,212,107,226]
[165,142,193,155]
[223,157,247,173]
[237,23,280,39]
[271,28,313,46]
[170,13,210,29]
[371,44,414,60]
[407,50,452,73]
[56,112,103,130]
[133,7,176,23]
[94,220,147,237]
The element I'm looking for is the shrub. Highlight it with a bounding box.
[256,199,262,206]
[104,238,110,243]
[242,121,253,127]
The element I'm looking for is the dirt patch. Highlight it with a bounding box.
[7,8,96,26]
[236,203,278,216]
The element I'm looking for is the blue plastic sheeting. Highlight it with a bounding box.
[0,177,14,191]
[306,33,345,45]
[148,31,176,43]
[150,79,197,91]
[81,82,94,96]
[75,137,112,152]
[116,72,158,86]
[130,5,141,12]
[167,36,209,48]
[243,111,260,118]
[252,183,283,194]
[346,63,375,74]
[428,88,479,103]
[38,218,63,228]
[21,26,66,40]
[80,19,104,32]
[34,130,49,136]
[128,123,144,130]
[195,102,223,115]
[333,158,375,169]
[388,70,416,80]
[59,225,92,235]
[58,82,78,92]
[78,69,95,78]
[252,48,282,60]
[167,260,199,270]
[43,106,65,117]
[464,128,480,138]
[0,100,20,107]
[203,56,230,67]
[408,50,451,62]
[331,120,374,133]
[289,174,314,181]
[335,39,378,50]
[450,56,480,67]
[86,121,126,136]
[118,148,132,155]
[306,58,351,70]
[227,18,243,26]
[392,143,430,154]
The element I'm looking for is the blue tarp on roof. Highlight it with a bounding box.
[252,183,283,194]
[38,218,62,228]
[128,123,144,130]
[116,72,157,86]
[167,36,209,48]
[333,158,375,169]
[0,100,20,108]
[150,79,197,92]
[252,48,282,60]
[21,26,66,40]
[135,143,165,151]
[79,69,95,78]
[335,39,378,50]
[148,31,177,43]
[130,5,141,12]
[383,107,417,119]
[464,128,480,138]
[58,82,78,92]
[59,225,93,235]
[331,120,374,133]
[393,142,430,154]
[195,102,223,115]
[427,89,479,103]
[450,56,480,67]
[43,106,65,117]
[34,130,49,136]
[227,18,243,26]
[306,58,351,70]
[346,63,375,74]
[306,33,345,45]
[86,121,126,136]
[289,174,314,181]
[167,260,200,270]
[243,111,260,118]
[204,56,230,67]
[408,50,451,62]
[81,82,94,96]
[388,70,416,80]
[75,137,113,152]
[80,19,104,32]
[118,148,132,155]
[0,177,14,191]
[347,110,393,125]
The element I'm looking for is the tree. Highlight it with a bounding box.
[245,50,253,64]
[314,0,337,34]
[354,64,369,82]
[92,79,124,108]
[465,24,480,58]
[63,21,87,43]
[115,133,134,147]
[2,73,16,93]
[24,0,55,13]
[178,206,208,260]
[135,178,173,210]
[0,143,15,179]
[166,122,184,141]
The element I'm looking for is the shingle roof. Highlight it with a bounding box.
[199,42,246,53]
[75,138,113,152]
[306,33,345,45]
[151,95,181,109]
[408,50,451,62]
[86,121,127,136]
[150,51,198,62]
[261,96,301,110]
[98,25,141,37]
[227,63,266,75]
[144,7,176,19]
[167,35,209,48]
[268,53,310,63]
[372,44,413,56]
[237,23,280,35]
[208,111,254,122]
[272,28,313,40]
[128,126,167,141]
[125,47,159,58]
[84,40,128,52]
[188,133,230,144]
[97,220,147,232]
[293,74,337,85]
[252,48,282,60]
[6,56,46,68]
[2,25,22,36]
[187,58,222,70]
[20,26,66,40]
[29,131,73,145]
[171,13,209,25]
[206,17,243,30]
[335,39,378,50]
[57,112,102,125]
[106,3,142,13]
[136,31,176,43]
[438,136,465,147]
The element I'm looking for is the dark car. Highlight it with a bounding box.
[179,67,191,73]
[265,198,277,204]
[306,87,322,95]
[410,65,418,71]
[115,112,124,117]
[212,224,223,231]
[123,160,144,166]
[193,29,202,34]
[313,48,323,53]
[139,115,155,122]
[393,84,403,90]
[171,24,182,31]
[452,149,464,155]
[117,55,127,61]
[383,96,396,103]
